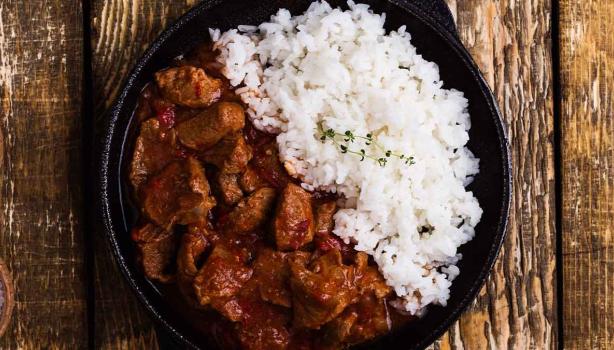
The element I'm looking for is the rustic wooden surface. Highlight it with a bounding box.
[0,0,88,348]
[560,0,614,349]
[2,0,614,348]
[430,0,558,349]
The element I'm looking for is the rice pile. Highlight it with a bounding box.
[210,1,482,314]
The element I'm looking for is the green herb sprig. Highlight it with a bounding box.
[317,123,415,167]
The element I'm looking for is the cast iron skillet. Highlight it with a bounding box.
[96,0,512,349]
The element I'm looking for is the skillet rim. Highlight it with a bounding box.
[96,1,512,349]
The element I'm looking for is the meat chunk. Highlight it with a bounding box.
[177,225,216,306]
[314,201,336,235]
[221,188,276,235]
[202,134,252,174]
[321,310,358,349]
[322,294,391,347]
[176,102,245,151]
[354,252,392,299]
[199,233,264,322]
[215,172,244,205]
[129,119,177,191]
[134,84,157,123]
[193,244,253,308]
[319,254,391,347]
[250,142,291,189]
[235,302,291,350]
[239,166,269,193]
[252,248,310,307]
[274,183,315,251]
[155,66,222,108]
[142,157,216,228]
[289,250,359,329]
[131,223,177,283]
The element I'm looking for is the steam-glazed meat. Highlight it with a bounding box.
[250,142,291,189]
[155,66,222,108]
[322,294,391,347]
[193,244,253,308]
[321,254,391,346]
[129,119,177,191]
[354,253,392,298]
[215,172,244,205]
[274,183,315,251]
[203,134,252,174]
[222,188,276,235]
[252,248,310,307]
[289,250,359,329]
[177,225,216,305]
[235,291,292,350]
[314,201,336,235]
[142,157,216,228]
[131,223,177,283]
[239,166,269,193]
[176,102,245,151]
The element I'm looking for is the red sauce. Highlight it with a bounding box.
[293,219,311,233]
[315,232,355,262]
[244,122,274,147]
[175,148,189,159]
[316,233,343,253]
[156,105,176,129]
[194,81,203,98]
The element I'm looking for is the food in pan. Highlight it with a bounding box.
[128,1,481,348]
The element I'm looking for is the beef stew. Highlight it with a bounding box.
[127,43,413,350]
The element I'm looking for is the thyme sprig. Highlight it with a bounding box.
[317,123,415,167]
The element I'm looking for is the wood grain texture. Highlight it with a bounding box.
[429,1,558,349]
[560,0,614,348]
[0,0,88,348]
[90,1,196,348]
[91,0,557,349]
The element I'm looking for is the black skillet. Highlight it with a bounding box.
[96,0,512,349]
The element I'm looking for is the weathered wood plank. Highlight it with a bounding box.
[90,1,196,348]
[91,0,557,349]
[0,0,88,348]
[430,0,558,349]
[560,0,614,348]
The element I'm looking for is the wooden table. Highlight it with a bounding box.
[0,0,611,348]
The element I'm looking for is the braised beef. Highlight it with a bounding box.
[320,254,392,346]
[322,294,391,347]
[177,225,216,306]
[274,183,315,251]
[202,134,252,174]
[250,142,291,189]
[235,301,291,350]
[252,248,310,308]
[221,188,276,235]
[129,118,177,192]
[176,102,245,151]
[142,157,216,228]
[354,252,392,299]
[215,172,244,205]
[131,223,177,283]
[193,244,253,309]
[314,201,336,235]
[155,66,222,108]
[289,250,359,329]
[239,165,269,193]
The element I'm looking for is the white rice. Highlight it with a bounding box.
[210,0,482,315]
